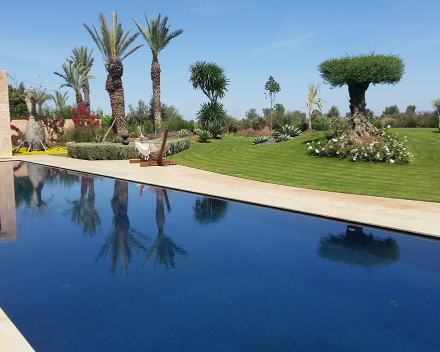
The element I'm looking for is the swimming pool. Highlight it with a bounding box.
[1,161,440,351]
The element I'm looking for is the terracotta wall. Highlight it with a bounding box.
[10,119,99,136]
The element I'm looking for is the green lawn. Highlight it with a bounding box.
[171,128,440,202]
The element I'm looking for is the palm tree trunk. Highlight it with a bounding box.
[75,91,86,108]
[82,79,91,110]
[106,57,127,136]
[151,56,161,132]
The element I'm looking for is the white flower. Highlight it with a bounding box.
[336,151,340,155]
[390,159,395,164]
[332,138,338,142]
[307,142,310,145]
[315,149,319,153]
[352,157,357,161]
[329,146,333,149]
[387,125,391,128]
[308,146,312,150]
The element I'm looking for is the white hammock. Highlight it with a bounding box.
[135,140,170,160]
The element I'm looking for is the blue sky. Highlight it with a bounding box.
[1,0,439,120]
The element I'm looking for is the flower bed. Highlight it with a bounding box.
[307,130,412,164]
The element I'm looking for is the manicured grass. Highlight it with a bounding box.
[172,128,440,202]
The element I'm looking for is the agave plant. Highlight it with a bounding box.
[208,120,225,138]
[275,133,291,143]
[276,124,301,137]
[253,135,270,144]
[197,130,212,142]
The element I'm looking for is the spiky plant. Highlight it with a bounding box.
[133,14,183,132]
[67,47,94,110]
[84,13,144,136]
[305,83,326,130]
[54,62,94,107]
[50,90,69,111]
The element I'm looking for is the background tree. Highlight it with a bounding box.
[319,53,404,118]
[305,83,325,130]
[8,82,29,119]
[382,105,400,117]
[406,105,416,114]
[54,62,94,108]
[35,90,52,114]
[67,47,94,110]
[327,106,340,118]
[133,14,183,132]
[264,76,280,134]
[84,13,143,136]
[51,90,69,111]
[126,99,150,132]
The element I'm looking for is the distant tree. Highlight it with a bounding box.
[310,109,325,123]
[126,99,150,130]
[274,103,285,115]
[382,105,400,117]
[305,83,325,130]
[35,90,52,114]
[327,105,340,118]
[264,76,281,134]
[67,46,94,110]
[318,53,404,119]
[367,110,375,120]
[405,105,416,114]
[8,83,29,119]
[133,14,183,131]
[84,12,143,136]
[433,99,440,113]
[51,90,69,111]
[245,108,259,120]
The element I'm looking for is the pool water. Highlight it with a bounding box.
[1,161,440,351]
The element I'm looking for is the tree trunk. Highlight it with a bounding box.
[106,56,127,136]
[82,79,90,110]
[75,91,85,108]
[151,56,161,132]
[348,82,370,118]
[25,97,46,151]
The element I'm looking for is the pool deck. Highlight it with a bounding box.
[1,154,440,351]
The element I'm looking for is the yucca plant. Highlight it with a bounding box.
[305,83,326,130]
[208,120,225,138]
[133,14,183,131]
[67,47,94,110]
[54,62,95,108]
[84,13,144,136]
[197,130,212,142]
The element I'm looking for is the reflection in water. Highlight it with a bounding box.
[0,162,17,242]
[144,187,188,269]
[96,180,150,275]
[64,176,102,236]
[318,225,400,268]
[193,197,229,227]
[27,163,49,207]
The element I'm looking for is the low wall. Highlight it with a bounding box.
[10,119,100,136]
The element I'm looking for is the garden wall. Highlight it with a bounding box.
[10,119,100,137]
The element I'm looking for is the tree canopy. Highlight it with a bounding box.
[318,52,404,87]
[189,61,229,105]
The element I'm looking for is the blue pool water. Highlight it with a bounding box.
[1,161,440,351]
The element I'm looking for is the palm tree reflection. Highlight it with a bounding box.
[317,225,400,268]
[64,176,102,236]
[96,180,150,275]
[143,187,187,269]
[193,197,229,227]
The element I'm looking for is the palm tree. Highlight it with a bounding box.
[54,62,94,108]
[133,14,183,131]
[84,13,143,136]
[50,90,69,111]
[67,47,94,110]
[305,83,326,130]
[35,90,52,114]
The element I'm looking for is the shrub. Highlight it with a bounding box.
[10,124,24,147]
[307,130,412,164]
[371,119,383,129]
[311,122,331,131]
[70,106,100,127]
[195,129,212,142]
[197,103,225,128]
[100,115,114,126]
[67,138,190,160]
[208,120,225,138]
[253,136,270,144]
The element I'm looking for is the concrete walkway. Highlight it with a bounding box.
[1,154,440,351]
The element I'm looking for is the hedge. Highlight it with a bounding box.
[67,138,190,160]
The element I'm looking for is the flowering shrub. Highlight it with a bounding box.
[40,115,65,141]
[70,106,100,127]
[10,124,23,147]
[307,130,412,164]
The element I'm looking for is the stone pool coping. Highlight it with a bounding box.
[2,154,440,351]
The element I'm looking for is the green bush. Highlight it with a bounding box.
[100,115,114,126]
[67,138,190,160]
[195,129,212,142]
[63,126,111,143]
[371,119,383,129]
[208,120,225,138]
[312,122,331,131]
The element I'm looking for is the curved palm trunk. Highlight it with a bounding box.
[75,91,86,108]
[151,56,161,132]
[82,80,90,110]
[106,57,127,136]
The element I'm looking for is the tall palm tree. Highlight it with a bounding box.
[305,83,326,130]
[67,47,94,110]
[84,13,143,136]
[54,62,94,108]
[35,90,52,114]
[133,14,183,131]
[50,90,69,111]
